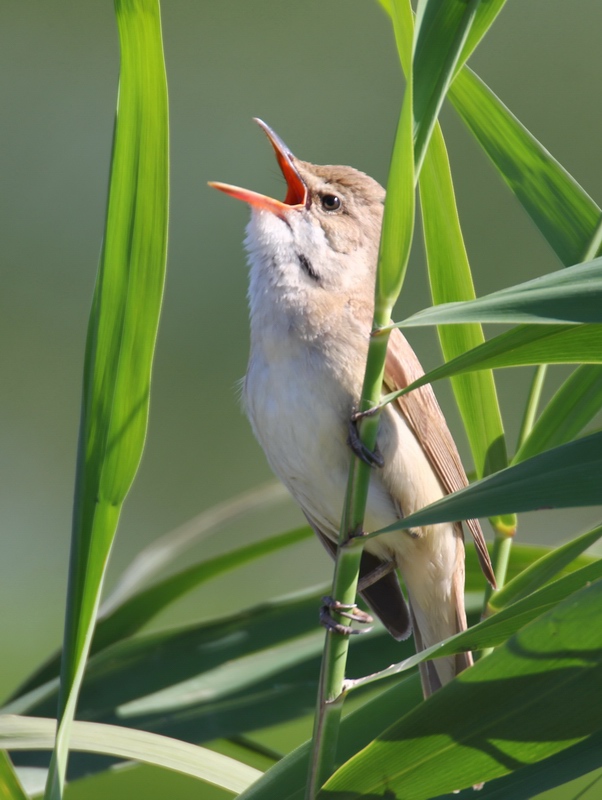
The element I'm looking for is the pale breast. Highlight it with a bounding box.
[244,334,354,535]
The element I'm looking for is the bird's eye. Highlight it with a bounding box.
[320,193,341,212]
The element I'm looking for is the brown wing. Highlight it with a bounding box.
[384,327,496,588]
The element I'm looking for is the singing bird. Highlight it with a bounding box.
[210,120,495,696]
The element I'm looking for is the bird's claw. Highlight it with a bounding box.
[320,596,373,636]
[347,418,384,468]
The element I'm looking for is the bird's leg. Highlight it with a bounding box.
[320,596,373,636]
[347,416,384,468]
[357,560,395,591]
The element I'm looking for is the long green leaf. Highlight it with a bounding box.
[466,541,595,594]
[238,570,602,800]
[375,4,414,308]
[513,365,602,463]
[419,127,509,477]
[380,325,602,406]
[448,67,602,267]
[45,3,169,798]
[2,716,261,794]
[12,542,594,722]
[419,123,511,539]
[386,0,510,498]
[321,578,602,798]
[489,524,602,613]
[92,526,311,652]
[397,259,602,327]
[346,558,602,691]
[373,431,602,534]
[237,674,425,800]
[7,586,326,718]
[468,732,602,799]
[412,0,480,171]
[455,2,508,75]
[12,542,589,723]
[14,555,600,788]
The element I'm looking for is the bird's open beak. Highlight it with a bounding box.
[208,119,307,213]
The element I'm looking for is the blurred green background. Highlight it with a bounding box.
[2,2,602,795]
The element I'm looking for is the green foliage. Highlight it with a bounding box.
[372,431,602,533]
[399,258,602,326]
[1,716,261,794]
[4,1,602,799]
[322,578,602,798]
[0,751,28,800]
[40,1,169,798]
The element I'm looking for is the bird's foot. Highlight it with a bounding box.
[320,596,373,636]
[347,417,384,468]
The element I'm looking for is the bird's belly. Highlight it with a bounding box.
[244,349,403,540]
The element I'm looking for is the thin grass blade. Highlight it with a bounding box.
[412,0,481,171]
[385,0,512,533]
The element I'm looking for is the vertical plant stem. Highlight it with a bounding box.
[305,1,486,793]
[305,326,394,799]
[517,364,548,451]
[482,364,547,621]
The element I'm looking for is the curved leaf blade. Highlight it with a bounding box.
[465,541,595,594]
[374,431,602,534]
[489,524,602,613]
[449,68,602,267]
[398,259,602,328]
[346,559,602,691]
[1,716,261,795]
[321,578,602,798]
[236,560,602,800]
[465,732,602,799]
[381,325,602,405]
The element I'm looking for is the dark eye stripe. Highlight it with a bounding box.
[298,253,320,282]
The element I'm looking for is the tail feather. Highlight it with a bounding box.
[405,523,473,698]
